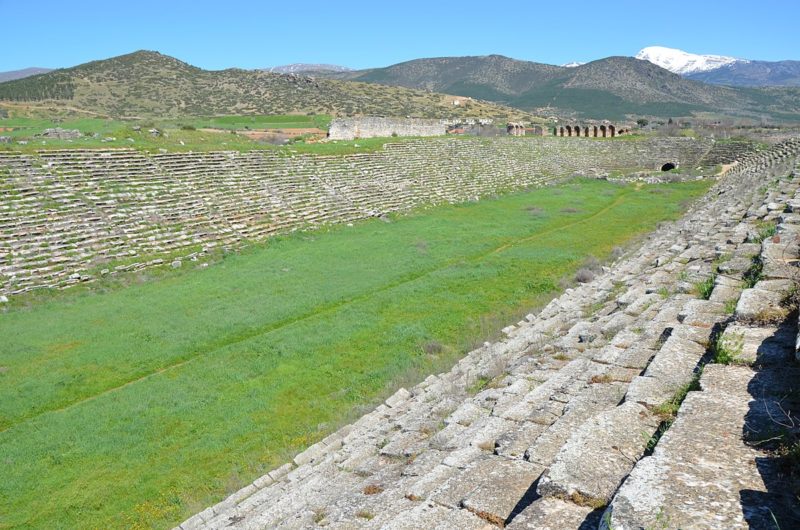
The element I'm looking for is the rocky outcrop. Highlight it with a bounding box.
[176,140,800,529]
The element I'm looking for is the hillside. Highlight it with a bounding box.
[343,55,563,100]
[336,55,800,121]
[0,51,533,121]
[0,67,53,83]
[686,60,800,87]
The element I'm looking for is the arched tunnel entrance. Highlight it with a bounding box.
[661,162,676,171]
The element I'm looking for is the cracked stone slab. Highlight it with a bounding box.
[381,502,494,530]
[677,299,726,327]
[405,464,458,501]
[668,322,712,346]
[606,367,800,530]
[380,431,429,458]
[525,382,626,467]
[495,421,547,459]
[506,497,601,530]
[721,324,794,364]
[537,402,660,505]
[735,288,786,321]
[460,458,544,525]
[624,335,706,407]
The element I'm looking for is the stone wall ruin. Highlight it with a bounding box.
[327,117,447,140]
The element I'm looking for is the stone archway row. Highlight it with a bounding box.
[554,124,632,138]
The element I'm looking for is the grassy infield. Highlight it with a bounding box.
[0,115,335,154]
[0,115,459,156]
[0,177,712,528]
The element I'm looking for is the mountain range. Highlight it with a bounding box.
[636,46,800,87]
[266,64,353,75]
[0,67,53,83]
[319,54,800,121]
[0,51,531,121]
[1,49,799,122]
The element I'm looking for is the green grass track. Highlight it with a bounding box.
[0,178,711,528]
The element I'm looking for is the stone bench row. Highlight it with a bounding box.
[3,137,708,296]
[175,139,800,529]
[604,171,800,529]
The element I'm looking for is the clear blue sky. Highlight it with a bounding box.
[2,0,798,71]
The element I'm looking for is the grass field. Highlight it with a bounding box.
[0,178,712,528]
[0,115,334,153]
[180,114,332,130]
[0,115,450,156]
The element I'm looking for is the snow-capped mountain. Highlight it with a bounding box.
[267,64,352,74]
[635,46,742,75]
[561,61,584,68]
[635,46,800,86]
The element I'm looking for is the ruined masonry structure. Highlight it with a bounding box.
[0,137,711,297]
[177,139,800,529]
[555,124,631,138]
[327,117,448,140]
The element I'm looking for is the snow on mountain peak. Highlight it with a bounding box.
[561,61,584,68]
[635,46,742,75]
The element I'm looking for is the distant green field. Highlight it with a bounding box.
[0,113,475,155]
[0,115,334,153]
[179,114,332,130]
[0,178,712,529]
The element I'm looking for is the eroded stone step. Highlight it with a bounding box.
[605,358,800,529]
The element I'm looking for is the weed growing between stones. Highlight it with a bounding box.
[645,370,704,456]
[724,298,738,314]
[694,275,716,300]
[752,220,778,243]
[712,332,747,365]
[312,509,326,524]
[743,255,764,288]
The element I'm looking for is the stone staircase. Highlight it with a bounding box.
[175,140,800,529]
[0,137,709,297]
[698,139,761,167]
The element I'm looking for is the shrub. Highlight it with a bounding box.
[575,268,595,283]
[421,340,443,355]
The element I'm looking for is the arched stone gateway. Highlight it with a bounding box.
[552,123,628,138]
[506,123,526,136]
[661,162,676,171]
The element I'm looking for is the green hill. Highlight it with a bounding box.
[339,55,800,121]
[0,51,534,121]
